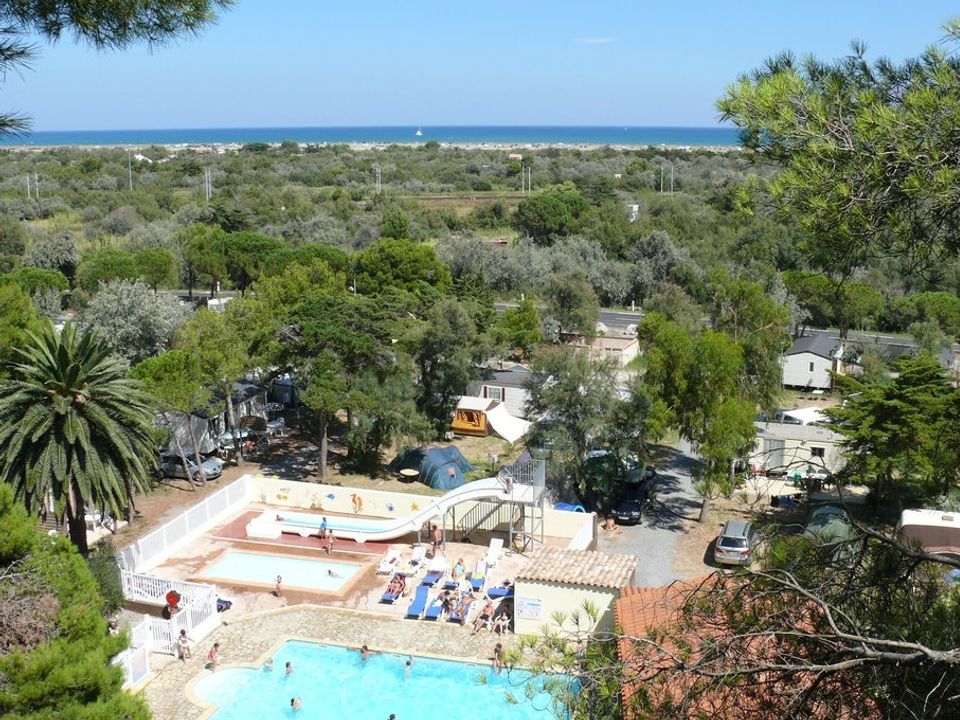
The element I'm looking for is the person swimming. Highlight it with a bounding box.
[290,697,302,711]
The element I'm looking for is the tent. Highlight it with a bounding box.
[388,446,475,491]
[452,396,531,444]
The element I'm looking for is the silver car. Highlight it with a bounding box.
[714,519,756,566]
[158,453,223,481]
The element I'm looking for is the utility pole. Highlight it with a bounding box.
[128,152,133,191]
[204,168,213,201]
[25,176,30,200]
[34,173,39,199]
[670,164,674,194]
[528,165,532,195]
[660,166,664,193]
[374,165,382,194]
[520,164,525,195]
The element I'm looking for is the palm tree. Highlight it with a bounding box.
[0,322,157,554]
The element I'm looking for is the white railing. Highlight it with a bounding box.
[117,475,252,572]
[148,585,220,655]
[120,570,214,606]
[112,615,152,688]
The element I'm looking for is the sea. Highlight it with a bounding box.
[0,125,740,148]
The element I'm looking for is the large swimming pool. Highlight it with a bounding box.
[192,640,573,719]
[198,550,362,592]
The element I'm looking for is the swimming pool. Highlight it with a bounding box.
[198,550,362,592]
[193,640,573,720]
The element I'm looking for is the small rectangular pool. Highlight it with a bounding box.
[198,550,362,593]
[192,640,575,719]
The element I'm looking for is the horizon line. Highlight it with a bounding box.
[24,123,735,134]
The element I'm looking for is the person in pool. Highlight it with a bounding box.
[492,642,504,673]
[290,697,302,711]
[359,644,376,661]
[327,568,341,578]
[285,661,293,676]
[263,657,274,671]
[404,656,413,680]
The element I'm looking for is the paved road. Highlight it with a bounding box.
[596,440,702,587]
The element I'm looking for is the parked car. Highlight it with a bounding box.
[609,480,654,525]
[158,452,223,481]
[714,519,756,566]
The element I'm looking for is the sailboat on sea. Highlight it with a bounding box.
[415,125,423,137]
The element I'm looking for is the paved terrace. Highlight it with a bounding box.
[144,605,521,720]
[147,503,564,617]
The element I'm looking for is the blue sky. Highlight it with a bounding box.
[4,0,958,130]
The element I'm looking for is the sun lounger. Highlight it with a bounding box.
[443,579,459,591]
[470,559,487,592]
[421,569,444,587]
[422,556,448,586]
[470,571,486,593]
[484,538,504,567]
[381,574,406,604]
[447,597,475,625]
[409,545,426,567]
[405,585,430,619]
[487,585,514,600]
[377,549,401,574]
[423,595,445,621]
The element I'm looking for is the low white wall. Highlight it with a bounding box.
[251,475,594,543]
[251,474,439,520]
[514,579,619,635]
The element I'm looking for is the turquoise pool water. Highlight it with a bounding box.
[199,550,361,592]
[193,640,572,720]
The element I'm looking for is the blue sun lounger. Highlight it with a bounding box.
[423,595,445,621]
[448,599,474,624]
[421,570,444,587]
[487,586,514,600]
[470,572,486,593]
[405,585,430,619]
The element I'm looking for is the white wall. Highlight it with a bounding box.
[514,579,620,635]
[751,436,845,475]
[480,384,529,419]
[782,352,833,389]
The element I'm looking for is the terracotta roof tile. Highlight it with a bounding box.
[515,547,637,588]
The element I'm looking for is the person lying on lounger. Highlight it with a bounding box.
[385,574,406,596]
[471,600,496,634]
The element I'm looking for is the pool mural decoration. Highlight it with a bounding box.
[254,474,430,520]
[191,640,575,720]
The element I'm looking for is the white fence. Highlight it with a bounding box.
[112,615,152,689]
[117,475,251,572]
[119,570,222,655]
[148,585,220,655]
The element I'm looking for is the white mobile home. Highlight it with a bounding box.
[751,418,845,477]
[781,335,844,390]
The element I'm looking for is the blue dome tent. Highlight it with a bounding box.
[388,446,475,491]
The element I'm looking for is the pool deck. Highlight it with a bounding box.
[148,503,547,615]
[144,605,520,720]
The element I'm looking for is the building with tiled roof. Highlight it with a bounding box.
[513,548,638,635]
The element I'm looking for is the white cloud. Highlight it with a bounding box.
[575,37,615,45]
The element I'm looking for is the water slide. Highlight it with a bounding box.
[247,477,537,544]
